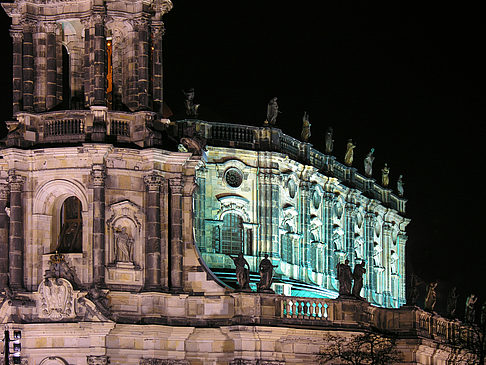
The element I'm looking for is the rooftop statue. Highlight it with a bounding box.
[424,281,438,312]
[397,175,405,197]
[408,273,424,306]
[336,259,352,296]
[301,112,311,142]
[227,252,251,291]
[352,261,366,299]
[381,163,390,187]
[325,126,334,154]
[465,294,478,323]
[183,88,200,118]
[257,254,278,292]
[364,148,375,177]
[446,287,459,318]
[344,139,356,166]
[264,97,279,125]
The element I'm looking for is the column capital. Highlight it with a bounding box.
[90,164,106,186]
[144,172,164,191]
[169,178,183,194]
[9,29,23,41]
[7,170,25,191]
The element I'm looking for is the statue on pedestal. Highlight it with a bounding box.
[364,148,375,177]
[397,175,405,196]
[336,259,353,295]
[325,126,334,154]
[264,97,279,125]
[352,261,366,298]
[381,163,390,187]
[114,226,134,263]
[344,139,356,166]
[424,281,438,311]
[301,112,311,142]
[183,88,200,118]
[465,294,478,323]
[446,286,459,318]
[228,253,251,290]
[257,254,278,292]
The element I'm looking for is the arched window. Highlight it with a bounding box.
[56,196,82,253]
[221,213,243,255]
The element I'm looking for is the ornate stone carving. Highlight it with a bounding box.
[38,277,75,321]
[90,164,106,186]
[144,172,163,191]
[7,169,25,191]
[87,356,109,365]
[224,167,243,188]
[39,356,69,365]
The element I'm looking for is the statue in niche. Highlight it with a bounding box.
[332,226,344,252]
[364,148,375,177]
[344,139,356,166]
[373,242,382,267]
[114,226,134,263]
[227,252,251,290]
[354,236,364,259]
[183,88,200,118]
[301,112,311,142]
[446,287,459,318]
[424,281,438,312]
[390,250,399,274]
[257,254,278,292]
[352,261,366,298]
[397,175,405,197]
[381,163,390,187]
[336,259,353,295]
[325,126,334,154]
[264,97,279,125]
[465,294,478,323]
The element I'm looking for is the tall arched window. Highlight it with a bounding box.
[56,196,82,253]
[221,213,243,255]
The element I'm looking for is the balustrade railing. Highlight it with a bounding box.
[110,119,130,137]
[44,118,85,137]
[210,124,254,143]
[279,297,332,321]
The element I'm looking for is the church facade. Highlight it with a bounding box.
[0,0,469,364]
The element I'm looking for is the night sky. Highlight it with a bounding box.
[1,1,485,316]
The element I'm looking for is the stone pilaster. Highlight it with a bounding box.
[22,23,34,112]
[45,22,58,110]
[91,164,106,286]
[10,29,23,114]
[92,14,106,106]
[87,355,109,365]
[0,184,9,289]
[364,212,376,300]
[33,23,47,112]
[160,178,169,290]
[169,178,183,291]
[300,181,311,275]
[7,170,25,290]
[144,173,163,290]
[136,18,150,110]
[151,22,164,114]
[344,202,357,265]
[323,192,335,288]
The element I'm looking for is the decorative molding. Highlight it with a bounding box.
[38,277,76,321]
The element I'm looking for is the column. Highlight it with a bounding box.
[169,178,183,291]
[0,184,9,289]
[10,29,23,114]
[344,202,356,266]
[364,212,376,301]
[33,24,47,112]
[136,18,150,110]
[398,232,408,306]
[7,170,25,290]
[151,22,164,114]
[91,164,106,286]
[45,22,57,110]
[92,14,106,106]
[144,173,162,290]
[160,178,169,290]
[300,181,311,281]
[323,192,335,288]
[22,25,34,111]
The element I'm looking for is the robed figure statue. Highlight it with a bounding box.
[228,253,251,290]
[336,259,353,295]
[257,254,278,292]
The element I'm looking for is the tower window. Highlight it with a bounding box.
[221,213,243,255]
[57,196,82,253]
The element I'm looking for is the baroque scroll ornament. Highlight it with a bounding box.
[38,277,75,321]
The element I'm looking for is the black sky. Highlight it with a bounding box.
[1,0,485,315]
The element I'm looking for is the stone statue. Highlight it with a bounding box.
[257,254,278,292]
[381,163,390,187]
[57,221,81,253]
[336,259,353,295]
[344,139,356,166]
[364,148,375,177]
[424,281,438,311]
[301,112,311,142]
[325,126,334,154]
[114,226,134,263]
[228,252,251,290]
[408,273,424,306]
[183,88,200,118]
[397,175,405,197]
[465,294,478,323]
[352,261,366,298]
[265,97,279,125]
[446,287,459,318]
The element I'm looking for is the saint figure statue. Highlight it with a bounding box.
[301,112,311,142]
[344,139,356,166]
[364,148,375,177]
[336,259,353,295]
[257,254,278,292]
[265,97,279,125]
[352,261,366,298]
[424,281,438,312]
[228,252,251,290]
[114,226,134,262]
[447,287,459,318]
[397,175,405,197]
[325,126,334,154]
[465,294,478,323]
[381,163,390,187]
[183,88,200,118]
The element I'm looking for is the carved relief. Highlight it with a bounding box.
[38,277,75,321]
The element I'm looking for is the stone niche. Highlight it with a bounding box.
[105,200,144,289]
